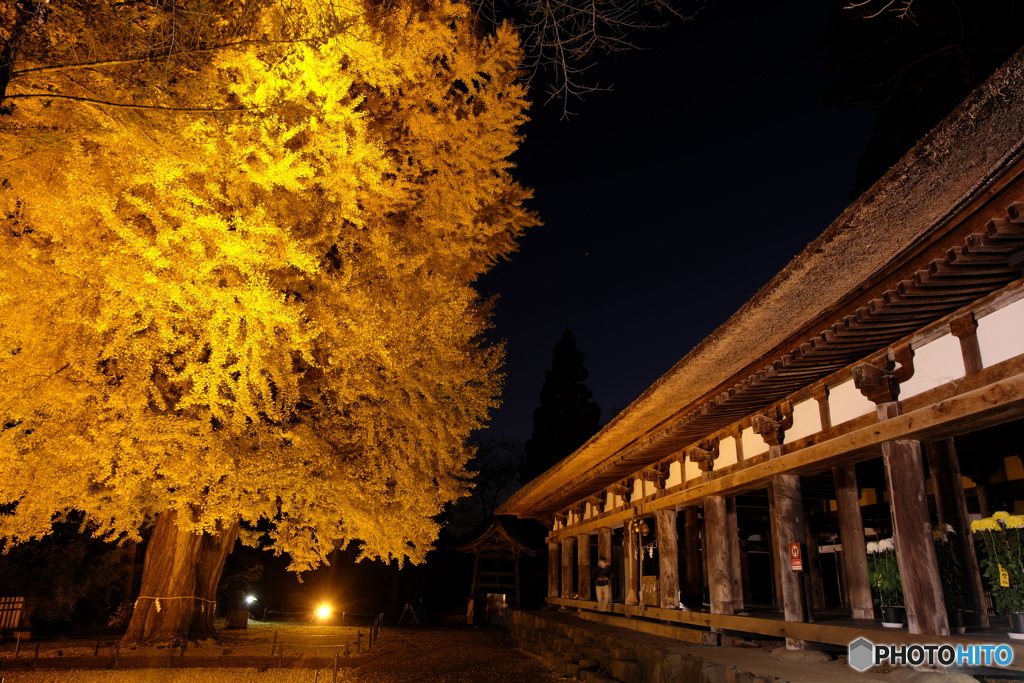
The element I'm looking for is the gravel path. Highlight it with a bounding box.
[0,626,563,683]
[354,627,564,683]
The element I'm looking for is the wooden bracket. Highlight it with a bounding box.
[586,494,606,514]
[949,313,978,339]
[687,441,719,473]
[610,480,633,503]
[751,402,794,447]
[853,361,900,404]
[890,344,915,384]
[642,463,670,490]
[553,511,568,526]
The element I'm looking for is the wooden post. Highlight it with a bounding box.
[832,464,874,619]
[683,507,702,606]
[803,510,826,610]
[561,538,574,599]
[926,438,989,628]
[577,533,592,601]
[703,496,735,615]
[656,509,680,609]
[771,472,809,649]
[854,360,949,636]
[624,520,640,605]
[726,497,744,611]
[547,541,559,599]
[882,428,949,635]
[950,314,983,375]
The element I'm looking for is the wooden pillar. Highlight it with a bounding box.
[882,429,949,635]
[547,541,559,599]
[684,507,702,605]
[561,537,574,599]
[624,521,639,605]
[803,510,826,610]
[771,473,808,649]
[950,314,983,375]
[704,495,735,615]
[656,509,680,609]
[833,464,874,619]
[596,526,612,603]
[854,359,949,636]
[726,497,744,611]
[927,438,989,628]
[577,533,592,601]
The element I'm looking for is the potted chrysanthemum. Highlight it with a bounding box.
[971,511,1024,637]
[933,523,966,633]
[866,538,904,627]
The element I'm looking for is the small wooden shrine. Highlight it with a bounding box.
[455,517,539,606]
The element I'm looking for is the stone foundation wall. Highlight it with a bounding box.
[508,610,786,683]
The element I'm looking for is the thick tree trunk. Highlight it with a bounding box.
[190,520,239,639]
[123,510,237,646]
[123,509,203,646]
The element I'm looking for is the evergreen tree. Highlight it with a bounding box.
[523,330,601,482]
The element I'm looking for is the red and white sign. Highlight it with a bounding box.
[789,542,803,572]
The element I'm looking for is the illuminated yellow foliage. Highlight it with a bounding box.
[0,0,534,570]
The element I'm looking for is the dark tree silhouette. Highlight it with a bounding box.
[823,0,1024,199]
[523,330,601,483]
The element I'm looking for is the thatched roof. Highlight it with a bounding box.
[499,48,1024,520]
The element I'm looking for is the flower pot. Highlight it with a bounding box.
[949,609,966,634]
[882,606,905,628]
[1009,613,1024,639]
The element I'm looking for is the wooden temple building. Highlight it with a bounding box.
[497,49,1024,654]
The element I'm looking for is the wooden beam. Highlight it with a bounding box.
[547,367,1024,541]
[545,597,1024,671]
[577,609,707,644]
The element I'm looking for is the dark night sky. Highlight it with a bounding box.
[477,0,876,442]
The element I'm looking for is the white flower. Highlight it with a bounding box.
[877,538,895,552]
[866,541,879,555]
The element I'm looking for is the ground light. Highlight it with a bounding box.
[316,604,332,620]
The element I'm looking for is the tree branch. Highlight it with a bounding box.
[3,92,261,113]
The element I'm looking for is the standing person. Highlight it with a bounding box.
[593,557,614,612]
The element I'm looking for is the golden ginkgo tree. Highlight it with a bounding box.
[0,0,534,644]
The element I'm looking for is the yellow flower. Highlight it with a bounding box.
[1003,515,1024,529]
[971,518,1002,533]
[993,511,1011,519]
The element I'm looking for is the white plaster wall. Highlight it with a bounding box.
[787,398,822,442]
[829,379,873,425]
[609,492,622,509]
[684,457,700,482]
[978,297,1024,368]
[741,426,768,458]
[666,461,684,488]
[718,436,739,468]
[632,478,645,501]
[899,333,965,400]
